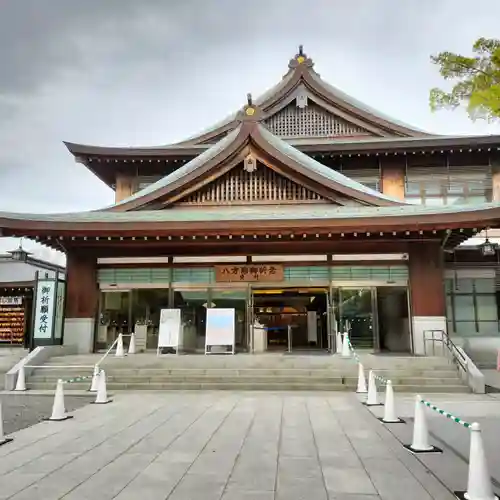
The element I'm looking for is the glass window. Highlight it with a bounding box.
[99,291,131,348]
[478,321,500,335]
[455,278,474,293]
[173,289,209,351]
[475,295,498,321]
[474,278,495,294]
[453,295,475,321]
[455,321,477,336]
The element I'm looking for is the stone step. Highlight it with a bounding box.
[29,374,464,386]
[25,381,469,392]
[31,367,460,378]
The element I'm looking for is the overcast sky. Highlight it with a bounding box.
[1,0,500,265]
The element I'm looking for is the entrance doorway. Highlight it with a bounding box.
[376,287,411,353]
[252,288,329,351]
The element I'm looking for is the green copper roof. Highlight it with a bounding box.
[308,71,427,134]
[1,202,499,224]
[112,126,243,208]
[257,124,403,204]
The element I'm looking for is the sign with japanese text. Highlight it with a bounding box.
[215,264,284,283]
[54,281,65,339]
[0,296,22,306]
[33,280,56,339]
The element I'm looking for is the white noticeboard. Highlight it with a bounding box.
[205,308,235,354]
[157,308,181,355]
[33,280,56,339]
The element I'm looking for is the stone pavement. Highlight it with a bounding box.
[367,392,500,493]
[1,394,92,435]
[0,392,460,500]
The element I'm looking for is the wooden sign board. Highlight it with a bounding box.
[215,264,284,283]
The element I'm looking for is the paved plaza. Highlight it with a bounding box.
[0,391,499,500]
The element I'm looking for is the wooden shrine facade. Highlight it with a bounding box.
[2,47,500,354]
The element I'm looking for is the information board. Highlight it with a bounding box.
[0,296,25,344]
[157,308,181,355]
[205,308,235,354]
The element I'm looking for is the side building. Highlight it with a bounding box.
[1,47,500,359]
[0,245,65,348]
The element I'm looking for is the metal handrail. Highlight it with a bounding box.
[96,335,120,367]
[423,329,467,372]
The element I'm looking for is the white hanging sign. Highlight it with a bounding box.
[157,308,181,354]
[33,280,56,339]
[205,308,235,354]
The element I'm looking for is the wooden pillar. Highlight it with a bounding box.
[380,158,405,199]
[408,241,446,354]
[64,251,98,352]
[491,151,500,202]
[115,174,136,203]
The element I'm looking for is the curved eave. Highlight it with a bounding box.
[64,141,205,157]
[2,204,500,234]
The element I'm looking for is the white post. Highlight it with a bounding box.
[341,332,351,358]
[336,331,343,354]
[128,333,136,355]
[0,399,13,446]
[465,423,498,500]
[365,370,380,406]
[14,366,27,391]
[408,395,437,452]
[382,380,402,423]
[356,363,367,393]
[115,334,125,358]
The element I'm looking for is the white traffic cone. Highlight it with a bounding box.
[336,331,343,354]
[356,363,367,394]
[406,395,440,453]
[93,370,112,404]
[341,332,351,358]
[365,370,381,406]
[14,365,27,392]
[89,365,100,392]
[461,423,498,500]
[115,334,125,358]
[0,399,13,446]
[128,333,136,355]
[381,380,404,423]
[47,380,72,421]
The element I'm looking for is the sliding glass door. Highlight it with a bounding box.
[332,287,377,350]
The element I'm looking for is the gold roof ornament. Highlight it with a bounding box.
[296,45,305,64]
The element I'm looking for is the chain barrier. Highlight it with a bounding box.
[346,336,361,363]
[346,334,388,385]
[420,398,471,428]
[63,374,95,385]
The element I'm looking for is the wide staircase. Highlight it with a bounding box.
[25,352,469,393]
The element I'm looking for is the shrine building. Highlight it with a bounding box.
[1,47,500,357]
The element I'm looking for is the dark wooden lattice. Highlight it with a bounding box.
[264,102,371,138]
[179,162,326,205]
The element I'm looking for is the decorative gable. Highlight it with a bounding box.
[264,101,373,139]
[177,160,330,206]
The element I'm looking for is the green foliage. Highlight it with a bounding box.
[430,38,500,121]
